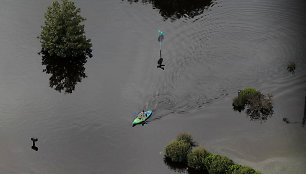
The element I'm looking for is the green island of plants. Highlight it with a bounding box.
[164,133,261,174]
[232,88,273,121]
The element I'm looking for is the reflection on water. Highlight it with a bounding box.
[31,138,38,151]
[284,96,306,127]
[40,51,88,93]
[125,0,213,20]
[163,157,208,174]
[163,157,187,173]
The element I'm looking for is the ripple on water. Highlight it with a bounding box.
[137,0,306,121]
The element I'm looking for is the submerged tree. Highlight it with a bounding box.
[38,0,92,58]
[38,0,92,93]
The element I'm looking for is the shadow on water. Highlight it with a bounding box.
[124,0,214,21]
[283,96,306,127]
[163,157,209,174]
[233,105,274,122]
[31,138,38,151]
[40,51,88,94]
[163,157,187,173]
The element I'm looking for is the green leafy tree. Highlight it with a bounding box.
[38,0,92,58]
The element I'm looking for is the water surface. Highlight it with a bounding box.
[0,0,305,173]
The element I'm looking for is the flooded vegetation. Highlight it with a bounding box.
[164,133,261,174]
[233,88,274,121]
[38,0,92,93]
[287,62,296,73]
[0,0,305,173]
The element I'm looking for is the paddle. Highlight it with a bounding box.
[158,30,164,50]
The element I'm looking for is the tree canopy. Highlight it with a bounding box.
[38,0,92,58]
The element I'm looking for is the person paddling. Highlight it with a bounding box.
[141,110,146,119]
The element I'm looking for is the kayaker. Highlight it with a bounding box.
[142,110,146,119]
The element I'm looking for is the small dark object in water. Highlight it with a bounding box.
[287,62,296,73]
[158,34,164,42]
[157,58,165,70]
[283,117,290,124]
[31,138,38,151]
[158,57,163,65]
[303,96,306,127]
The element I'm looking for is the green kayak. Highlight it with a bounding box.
[132,110,152,125]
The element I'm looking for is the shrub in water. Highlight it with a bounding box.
[187,146,211,170]
[202,154,214,170]
[176,132,195,146]
[246,93,273,121]
[287,62,296,73]
[229,164,262,174]
[164,140,192,163]
[164,133,261,174]
[233,88,261,110]
[206,154,234,174]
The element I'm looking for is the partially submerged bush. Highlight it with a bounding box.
[207,154,234,174]
[164,140,192,163]
[164,133,261,173]
[187,146,211,170]
[176,132,196,147]
[233,88,261,110]
[229,164,262,174]
[246,93,273,120]
[287,62,296,73]
[233,88,273,121]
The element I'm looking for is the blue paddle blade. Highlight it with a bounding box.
[134,112,138,115]
[158,30,165,36]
